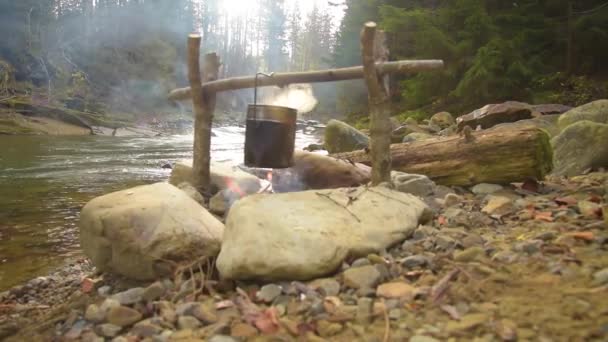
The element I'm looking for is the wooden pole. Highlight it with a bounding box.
[188,34,220,194]
[361,22,392,185]
[169,59,444,101]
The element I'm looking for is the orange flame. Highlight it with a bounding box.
[267,171,273,182]
[224,177,246,198]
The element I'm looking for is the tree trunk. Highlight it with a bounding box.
[330,127,554,187]
[188,34,220,194]
[361,22,392,185]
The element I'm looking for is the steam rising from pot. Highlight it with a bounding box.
[264,84,318,114]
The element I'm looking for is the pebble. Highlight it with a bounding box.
[592,268,608,286]
[351,258,372,268]
[376,282,416,300]
[97,286,112,297]
[131,320,163,337]
[256,284,282,303]
[482,196,515,216]
[177,316,201,330]
[472,183,503,195]
[85,304,106,323]
[401,255,432,269]
[100,298,121,313]
[443,193,463,208]
[342,265,382,289]
[191,302,219,324]
[142,281,165,302]
[96,324,122,338]
[413,226,438,240]
[107,306,143,327]
[435,234,458,251]
[453,246,484,262]
[111,287,145,305]
[309,278,341,297]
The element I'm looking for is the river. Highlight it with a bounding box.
[0,127,320,291]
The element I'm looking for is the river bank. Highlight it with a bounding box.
[1,172,606,341]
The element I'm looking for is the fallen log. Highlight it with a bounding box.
[168,60,443,101]
[330,127,554,187]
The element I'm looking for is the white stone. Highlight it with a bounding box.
[217,186,429,281]
[80,183,224,280]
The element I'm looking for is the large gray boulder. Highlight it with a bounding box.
[324,119,369,153]
[216,186,429,281]
[552,120,608,177]
[80,183,224,280]
[169,160,261,194]
[493,114,562,138]
[558,100,608,130]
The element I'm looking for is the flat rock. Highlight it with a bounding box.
[324,119,369,153]
[80,183,224,280]
[217,186,429,281]
[482,196,515,216]
[457,101,534,130]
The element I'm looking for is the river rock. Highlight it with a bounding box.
[169,161,261,194]
[552,121,608,176]
[324,119,369,153]
[558,99,608,129]
[376,282,416,300]
[457,101,534,131]
[342,265,382,289]
[216,186,429,281]
[392,172,436,197]
[430,112,455,129]
[107,306,143,327]
[471,183,503,195]
[91,126,115,136]
[80,183,224,280]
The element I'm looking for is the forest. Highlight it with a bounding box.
[1,0,607,126]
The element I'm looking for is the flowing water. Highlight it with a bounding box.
[0,127,320,291]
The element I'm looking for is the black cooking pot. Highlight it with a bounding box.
[244,104,297,169]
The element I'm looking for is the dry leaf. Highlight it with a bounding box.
[534,211,554,222]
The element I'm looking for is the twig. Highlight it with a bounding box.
[315,192,361,222]
[381,299,390,342]
[430,269,460,303]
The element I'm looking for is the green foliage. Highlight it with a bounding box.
[333,0,608,117]
[395,109,428,123]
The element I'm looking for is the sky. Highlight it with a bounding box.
[219,0,345,25]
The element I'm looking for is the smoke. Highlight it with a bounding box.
[264,83,318,114]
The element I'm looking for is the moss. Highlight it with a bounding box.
[534,128,554,178]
